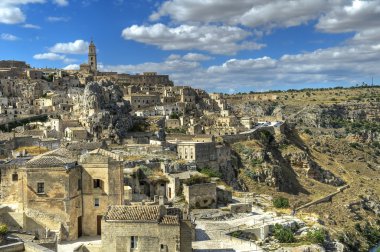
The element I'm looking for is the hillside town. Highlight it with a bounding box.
[0,41,296,252]
[1,40,380,252]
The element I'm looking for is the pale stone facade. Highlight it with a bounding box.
[79,149,124,236]
[101,204,192,252]
[183,182,217,209]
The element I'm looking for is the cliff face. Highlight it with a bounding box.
[80,80,133,142]
[231,125,344,195]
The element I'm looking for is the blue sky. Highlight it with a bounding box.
[1,0,380,93]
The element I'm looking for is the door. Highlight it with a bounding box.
[97,215,102,235]
[77,216,82,237]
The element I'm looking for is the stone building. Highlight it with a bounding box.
[64,127,88,141]
[165,118,181,129]
[124,93,160,109]
[101,204,193,252]
[80,40,97,75]
[183,182,217,209]
[0,147,126,241]
[112,72,173,87]
[22,148,82,241]
[177,141,216,163]
[79,148,124,236]
[26,70,43,80]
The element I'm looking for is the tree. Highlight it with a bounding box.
[273,224,295,243]
[306,229,326,244]
[273,196,290,208]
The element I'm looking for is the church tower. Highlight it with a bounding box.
[88,40,97,73]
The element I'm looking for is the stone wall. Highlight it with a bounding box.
[183,183,217,209]
[0,242,24,252]
[229,203,252,213]
[80,153,124,236]
[101,221,188,252]
[216,186,232,205]
[24,242,55,252]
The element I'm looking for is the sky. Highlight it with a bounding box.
[1,0,380,93]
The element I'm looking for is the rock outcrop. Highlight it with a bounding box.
[79,80,133,142]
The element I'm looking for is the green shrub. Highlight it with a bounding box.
[362,223,380,247]
[0,224,8,235]
[273,196,290,208]
[184,175,210,186]
[198,167,221,178]
[273,224,295,243]
[306,229,326,244]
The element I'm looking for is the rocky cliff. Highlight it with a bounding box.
[80,80,133,142]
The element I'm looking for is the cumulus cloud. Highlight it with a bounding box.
[121,23,264,55]
[49,40,89,54]
[1,33,19,41]
[34,52,66,61]
[0,0,44,24]
[33,52,76,63]
[63,64,80,70]
[183,53,212,61]
[150,0,337,29]
[316,0,380,33]
[99,39,380,92]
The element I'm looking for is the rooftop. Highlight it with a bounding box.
[26,148,77,168]
[105,205,161,222]
[104,205,181,225]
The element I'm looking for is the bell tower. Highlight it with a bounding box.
[88,40,97,73]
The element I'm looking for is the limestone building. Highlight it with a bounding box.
[80,40,97,74]
[101,204,193,252]
[88,40,97,73]
[0,147,125,241]
[79,148,124,236]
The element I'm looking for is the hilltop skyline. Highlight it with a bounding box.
[1,0,380,93]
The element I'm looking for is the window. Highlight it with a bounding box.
[93,179,102,189]
[131,236,138,249]
[77,179,82,191]
[12,173,18,181]
[94,198,100,207]
[37,182,45,194]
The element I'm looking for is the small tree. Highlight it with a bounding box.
[273,224,295,243]
[273,196,290,208]
[306,229,326,244]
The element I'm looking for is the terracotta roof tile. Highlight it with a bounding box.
[26,148,77,168]
[105,205,160,221]
[161,215,179,225]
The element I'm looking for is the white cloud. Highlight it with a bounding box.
[98,39,380,92]
[34,53,65,61]
[0,7,25,24]
[150,0,337,29]
[53,0,69,6]
[22,23,41,29]
[0,0,44,24]
[121,23,264,55]
[49,40,89,54]
[33,52,76,63]
[1,33,19,41]
[63,64,80,70]
[183,53,212,61]
[46,16,70,22]
[316,0,380,33]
